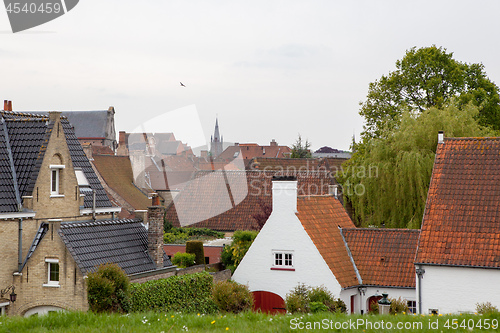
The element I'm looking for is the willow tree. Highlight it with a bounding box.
[338,103,495,228]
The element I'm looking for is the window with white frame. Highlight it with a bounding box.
[50,165,65,196]
[272,250,294,270]
[44,258,60,287]
[407,300,417,314]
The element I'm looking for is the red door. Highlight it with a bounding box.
[252,291,286,314]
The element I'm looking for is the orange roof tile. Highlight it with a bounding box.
[342,228,420,288]
[297,196,359,288]
[415,137,500,268]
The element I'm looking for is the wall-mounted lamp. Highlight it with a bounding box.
[1,285,16,303]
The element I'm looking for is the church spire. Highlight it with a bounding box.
[210,116,223,157]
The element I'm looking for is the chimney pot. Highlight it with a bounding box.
[7,100,12,111]
[438,131,444,144]
[3,100,8,111]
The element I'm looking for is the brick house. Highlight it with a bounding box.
[0,107,173,316]
[415,134,500,314]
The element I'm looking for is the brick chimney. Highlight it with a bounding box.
[119,131,126,146]
[270,139,277,147]
[49,111,61,123]
[147,193,164,268]
[272,176,298,214]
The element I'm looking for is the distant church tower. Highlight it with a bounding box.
[210,117,223,157]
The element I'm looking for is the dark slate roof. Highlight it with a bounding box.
[59,219,173,275]
[0,111,113,212]
[415,137,500,268]
[60,111,108,139]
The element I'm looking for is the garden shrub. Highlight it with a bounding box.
[212,280,253,313]
[186,240,205,265]
[171,252,196,268]
[476,302,499,314]
[163,227,224,243]
[285,284,310,313]
[389,297,409,314]
[130,272,218,313]
[87,263,131,313]
[285,284,346,314]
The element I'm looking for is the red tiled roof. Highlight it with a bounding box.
[249,157,328,171]
[415,137,500,268]
[342,228,420,288]
[297,196,358,288]
[165,170,334,231]
[218,144,291,160]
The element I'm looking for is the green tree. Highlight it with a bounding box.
[221,230,258,273]
[360,45,500,137]
[87,263,131,313]
[290,134,312,158]
[338,103,495,228]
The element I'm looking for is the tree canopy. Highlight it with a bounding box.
[360,46,500,137]
[338,103,495,228]
[290,134,312,158]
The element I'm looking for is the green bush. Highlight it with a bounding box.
[221,230,258,273]
[476,302,499,314]
[171,252,196,268]
[87,263,131,313]
[389,297,409,314]
[163,227,225,243]
[130,272,218,313]
[285,284,346,314]
[186,240,205,266]
[285,284,310,313]
[212,280,253,313]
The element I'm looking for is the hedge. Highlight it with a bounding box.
[130,272,218,313]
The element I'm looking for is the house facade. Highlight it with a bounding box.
[415,135,500,314]
[0,108,173,316]
[233,177,419,314]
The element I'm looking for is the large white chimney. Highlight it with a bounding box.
[272,176,298,214]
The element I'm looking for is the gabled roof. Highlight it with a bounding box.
[296,196,359,288]
[415,137,500,268]
[58,219,173,275]
[62,111,110,139]
[0,111,113,211]
[342,228,420,288]
[166,170,333,231]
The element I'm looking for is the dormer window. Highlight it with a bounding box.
[74,168,90,187]
[50,164,65,197]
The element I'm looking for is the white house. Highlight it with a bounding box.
[414,135,500,314]
[232,177,358,313]
[233,176,419,314]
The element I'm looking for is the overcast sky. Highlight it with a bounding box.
[2,1,500,151]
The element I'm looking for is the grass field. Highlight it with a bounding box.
[0,311,498,332]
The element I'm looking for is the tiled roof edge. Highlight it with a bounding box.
[338,227,363,285]
[60,218,142,228]
[414,262,500,270]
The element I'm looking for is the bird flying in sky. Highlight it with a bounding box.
[180,82,186,87]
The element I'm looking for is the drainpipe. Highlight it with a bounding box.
[416,265,425,314]
[18,218,22,272]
